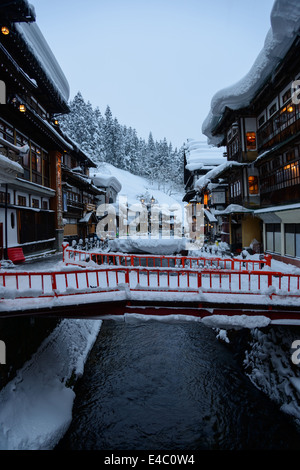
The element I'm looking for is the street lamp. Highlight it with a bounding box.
[1,26,9,35]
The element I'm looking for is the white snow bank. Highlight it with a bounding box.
[202,314,271,330]
[108,237,189,255]
[94,162,184,207]
[244,326,300,423]
[202,0,300,144]
[0,318,102,450]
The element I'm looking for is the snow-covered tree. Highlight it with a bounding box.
[59,91,184,191]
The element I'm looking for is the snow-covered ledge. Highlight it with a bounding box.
[0,153,24,176]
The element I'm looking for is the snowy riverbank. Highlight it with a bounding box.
[1,313,300,449]
[0,318,102,450]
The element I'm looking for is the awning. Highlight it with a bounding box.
[254,203,300,214]
[215,204,253,216]
[204,209,217,223]
[254,203,300,224]
[79,211,97,223]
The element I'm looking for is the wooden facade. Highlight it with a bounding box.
[205,35,300,264]
[0,1,100,260]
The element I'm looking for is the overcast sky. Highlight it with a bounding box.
[31,0,275,149]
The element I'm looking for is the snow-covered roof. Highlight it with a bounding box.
[92,174,122,193]
[15,22,70,105]
[215,204,254,216]
[202,0,300,145]
[254,203,300,214]
[185,139,224,171]
[204,209,217,223]
[194,161,244,192]
[79,212,96,223]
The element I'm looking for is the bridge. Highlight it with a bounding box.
[0,245,299,326]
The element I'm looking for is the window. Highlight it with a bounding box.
[246,132,256,150]
[258,115,265,128]
[266,224,281,253]
[248,176,259,194]
[230,181,241,199]
[42,200,48,210]
[0,191,10,204]
[18,195,26,206]
[43,151,50,187]
[31,144,43,184]
[269,103,277,117]
[11,212,15,229]
[285,224,300,258]
[282,88,292,105]
[272,156,281,169]
[286,150,296,162]
[32,198,39,208]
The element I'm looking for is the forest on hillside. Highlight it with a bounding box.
[59,92,185,193]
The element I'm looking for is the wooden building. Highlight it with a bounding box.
[202,11,300,264]
[182,139,224,241]
[0,0,99,261]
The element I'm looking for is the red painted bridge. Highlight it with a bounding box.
[0,246,299,325]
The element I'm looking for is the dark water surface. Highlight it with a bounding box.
[57,318,300,450]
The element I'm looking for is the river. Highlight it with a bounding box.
[56,317,300,451]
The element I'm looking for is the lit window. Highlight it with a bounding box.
[248,176,259,194]
[246,132,256,150]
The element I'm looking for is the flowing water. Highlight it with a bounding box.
[57,318,300,450]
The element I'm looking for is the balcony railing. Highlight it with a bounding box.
[257,101,300,150]
[67,198,84,209]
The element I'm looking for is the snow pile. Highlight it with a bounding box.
[202,0,300,145]
[202,314,271,330]
[0,319,102,450]
[244,326,300,424]
[108,237,188,255]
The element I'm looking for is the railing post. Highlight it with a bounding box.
[197,272,202,289]
[62,242,69,264]
[125,268,130,287]
[267,272,272,288]
[51,272,58,296]
[265,254,272,267]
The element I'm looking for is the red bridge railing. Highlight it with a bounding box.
[0,265,299,302]
[62,243,272,271]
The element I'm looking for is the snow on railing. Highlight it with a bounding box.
[62,243,272,271]
[0,265,299,302]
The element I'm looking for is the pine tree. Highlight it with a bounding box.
[58,90,184,192]
[103,105,114,164]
